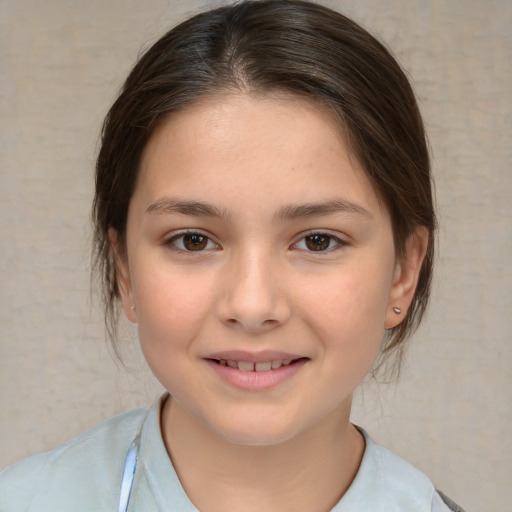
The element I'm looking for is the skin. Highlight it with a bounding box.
[113,92,427,511]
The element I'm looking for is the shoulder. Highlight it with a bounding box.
[0,407,148,511]
[368,440,465,512]
[337,429,465,512]
[369,438,435,508]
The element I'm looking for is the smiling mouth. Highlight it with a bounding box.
[210,358,307,372]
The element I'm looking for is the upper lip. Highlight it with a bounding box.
[205,350,306,363]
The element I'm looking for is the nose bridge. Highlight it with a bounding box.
[218,243,290,331]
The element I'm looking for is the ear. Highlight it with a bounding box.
[385,226,429,329]
[109,228,138,323]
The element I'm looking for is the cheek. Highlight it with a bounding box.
[309,277,388,395]
[299,258,394,363]
[305,262,392,327]
[132,262,215,358]
[133,270,216,396]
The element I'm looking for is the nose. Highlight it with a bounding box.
[216,248,291,334]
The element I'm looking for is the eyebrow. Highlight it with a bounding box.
[274,199,372,221]
[145,197,371,220]
[146,197,229,218]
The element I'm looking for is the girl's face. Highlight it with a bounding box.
[117,93,424,445]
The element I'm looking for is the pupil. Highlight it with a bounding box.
[306,235,329,251]
[184,234,207,251]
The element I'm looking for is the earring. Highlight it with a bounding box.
[130,305,136,311]
[393,307,401,314]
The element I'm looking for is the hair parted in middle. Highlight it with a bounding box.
[93,0,436,371]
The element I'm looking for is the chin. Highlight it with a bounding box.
[206,413,305,447]
[217,428,297,447]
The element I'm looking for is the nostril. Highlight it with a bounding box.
[222,316,280,333]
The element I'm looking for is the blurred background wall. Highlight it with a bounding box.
[1,1,510,510]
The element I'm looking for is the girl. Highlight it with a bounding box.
[0,1,464,510]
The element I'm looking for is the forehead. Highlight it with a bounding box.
[145,92,344,154]
[135,92,386,218]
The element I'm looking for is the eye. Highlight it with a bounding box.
[166,232,219,252]
[293,233,345,252]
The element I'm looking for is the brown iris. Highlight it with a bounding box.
[183,234,208,251]
[305,234,330,251]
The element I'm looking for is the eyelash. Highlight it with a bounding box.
[292,232,347,253]
[164,230,220,253]
[164,230,347,254]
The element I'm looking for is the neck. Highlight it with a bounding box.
[161,396,365,512]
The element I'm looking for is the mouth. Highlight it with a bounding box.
[203,350,311,391]
[210,358,305,372]
[204,352,309,390]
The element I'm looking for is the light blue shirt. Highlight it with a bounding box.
[0,395,457,511]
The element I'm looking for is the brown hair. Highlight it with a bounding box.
[93,0,436,370]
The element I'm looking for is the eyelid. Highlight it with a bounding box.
[163,229,221,252]
[291,230,349,252]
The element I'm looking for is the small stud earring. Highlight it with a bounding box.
[393,307,401,314]
[130,305,136,311]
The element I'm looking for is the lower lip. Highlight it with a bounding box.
[204,359,308,391]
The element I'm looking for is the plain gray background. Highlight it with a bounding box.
[1,1,511,510]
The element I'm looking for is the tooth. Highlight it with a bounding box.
[227,360,238,368]
[219,360,227,366]
[255,362,272,372]
[283,359,292,365]
[238,361,255,371]
[271,360,282,369]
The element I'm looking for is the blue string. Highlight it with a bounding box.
[117,435,140,512]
